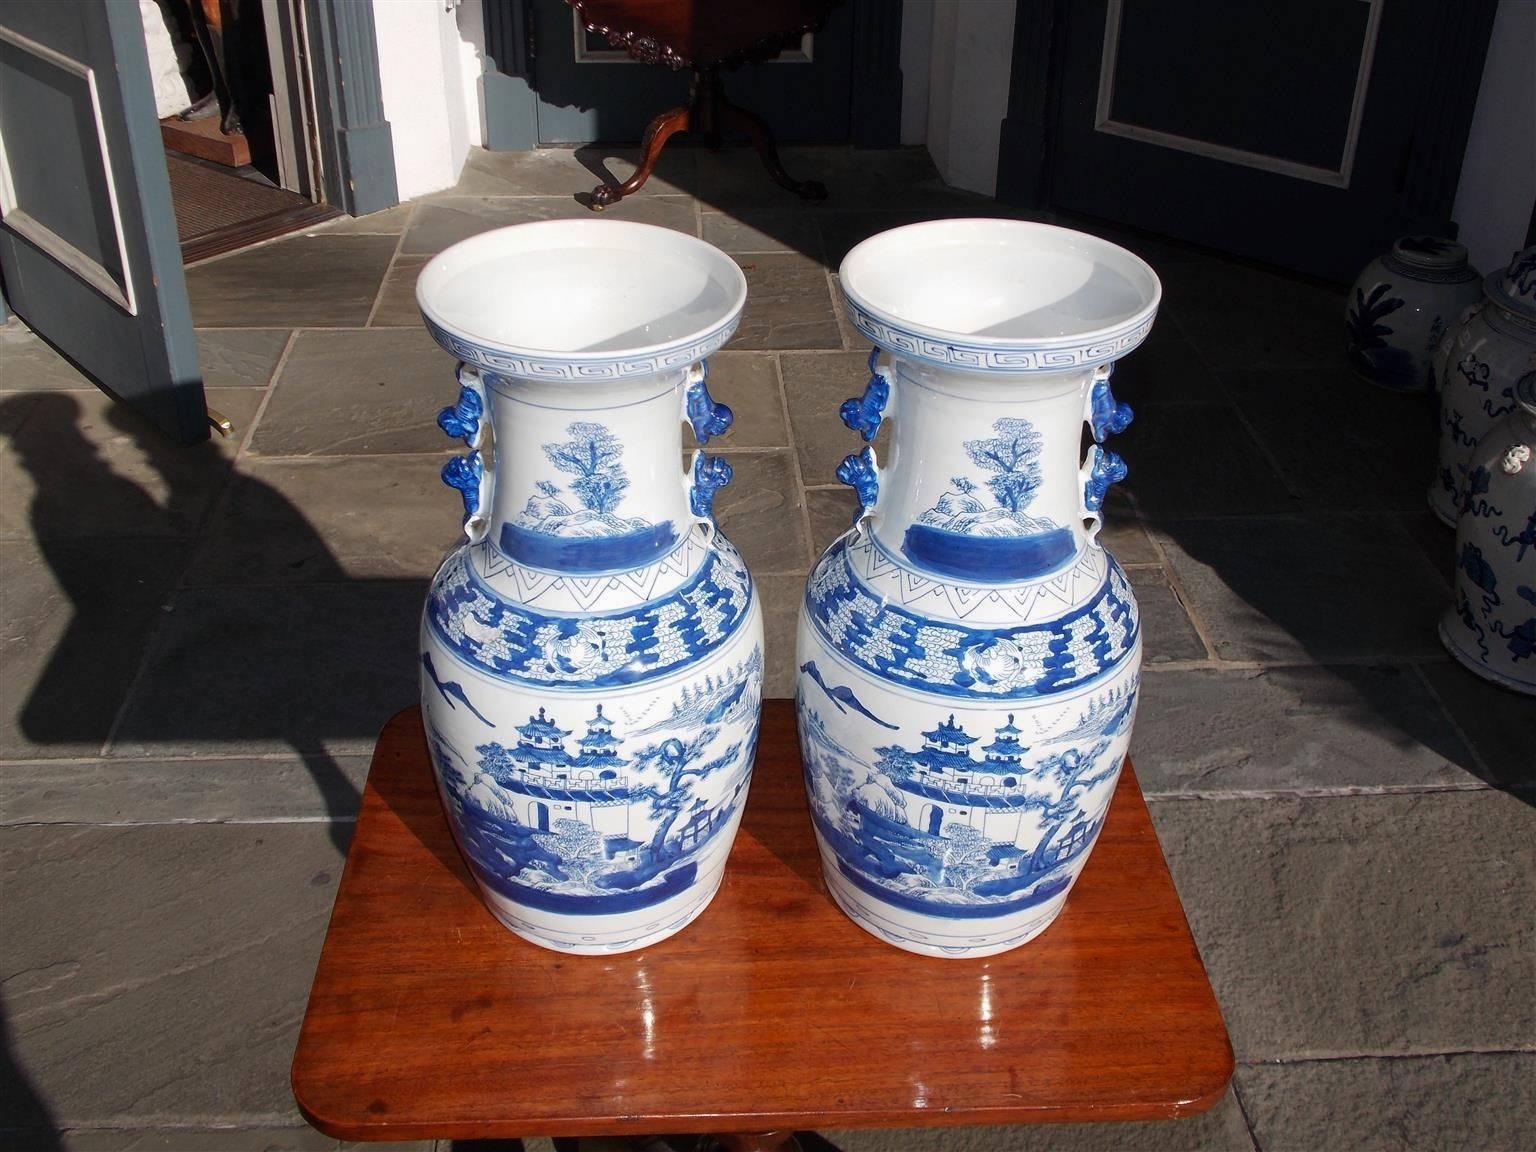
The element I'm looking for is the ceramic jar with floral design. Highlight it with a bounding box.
[1429,245,1536,525]
[1442,374,1536,694]
[1345,236,1481,393]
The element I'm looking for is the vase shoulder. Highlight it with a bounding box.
[804,532,1138,703]
[426,532,755,693]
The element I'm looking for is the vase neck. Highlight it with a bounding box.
[485,371,692,574]
[870,359,1095,584]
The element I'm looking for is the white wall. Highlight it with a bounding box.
[922,0,1016,195]
[373,0,486,201]
[1451,0,1535,276]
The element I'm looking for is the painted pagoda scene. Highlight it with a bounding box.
[800,687,1135,917]
[427,685,755,916]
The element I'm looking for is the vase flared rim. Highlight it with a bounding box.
[838,219,1162,373]
[416,220,748,381]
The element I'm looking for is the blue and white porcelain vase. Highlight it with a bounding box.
[1430,245,1536,525]
[416,221,764,954]
[796,220,1160,958]
[1345,236,1481,393]
[1441,374,1536,695]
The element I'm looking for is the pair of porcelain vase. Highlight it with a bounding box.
[417,219,1159,958]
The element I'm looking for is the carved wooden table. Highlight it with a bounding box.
[567,0,836,207]
[292,702,1232,1148]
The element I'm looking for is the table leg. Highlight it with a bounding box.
[712,1134,800,1152]
[589,104,691,208]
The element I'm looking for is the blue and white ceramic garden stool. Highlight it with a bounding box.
[796,219,1161,958]
[416,220,764,954]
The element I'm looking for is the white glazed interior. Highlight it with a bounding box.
[416,219,747,357]
[840,218,1160,346]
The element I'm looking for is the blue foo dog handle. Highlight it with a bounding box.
[682,359,734,537]
[438,363,494,543]
[1080,364,1133,542]
[835,349,896,529]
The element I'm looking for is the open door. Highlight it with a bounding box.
[0,1,206,443]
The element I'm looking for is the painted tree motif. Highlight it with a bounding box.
[533,819,607,886]
[630,728,741,861]
[542,421,629,513]
[964,417,1044,513]
[939,822,991,894]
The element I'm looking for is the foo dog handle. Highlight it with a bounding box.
[682,361,734,536]
[840,348,894,442]
[1086,364,1134,443]
[1078,365,1133,544]
[835,349,896,527]
[437,364,494,543]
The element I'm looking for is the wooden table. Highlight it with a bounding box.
[292,702,1232,1145]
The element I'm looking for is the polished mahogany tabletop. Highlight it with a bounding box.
[292,702,1232,1143]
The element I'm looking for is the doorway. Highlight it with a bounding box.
[140,0,334,263]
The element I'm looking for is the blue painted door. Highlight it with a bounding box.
[0,2,206,442]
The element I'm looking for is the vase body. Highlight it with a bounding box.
[416,221,763,954]
[797,220,1160,958]
[1441,375,1536,694]
[1345,236,1481,393]
[1430,246,1536,525]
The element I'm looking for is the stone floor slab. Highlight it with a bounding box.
[689,353,788,449]
[728,255,842,350]
[1148,789,1536,1060]
[108,583,422,759]
[1116,404,1297,520]
[251,330,455,457]
[400,195,694,257]
[369,257,428,328]
[307,201,415,236]
[1,325,93,391]
[694,147,976,214]
[1155,257,1345,372]
[1153,515,1450,663]
[1105,316,1228,409]
[804,487,857,557]
[185,457,460,585]
[44,1126,342,1150]
[0,540,189,759]
[1221,366,1437,513]
[709,451,810,574]
[820,1087,1255,1152]
[1,389,257,540]
[1416,660,1536,794]
[1234,1053,1535,1152]
[187,235,398,328]
[1127,568,1208,664]
[195,330,294,388]
[701,210,825,258]
[0,822,347,1132]
[1132,664,1481,795]
[444,144,696,199]
[0,753,369,825]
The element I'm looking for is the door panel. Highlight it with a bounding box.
[0,2,205,443]
[531,0,853,145]
[1046,0,1491,281]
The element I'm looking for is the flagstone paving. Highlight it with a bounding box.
[1,145,1532,1152]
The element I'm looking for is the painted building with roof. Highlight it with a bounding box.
[876,713,1036,846]
[482,705,632,842]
